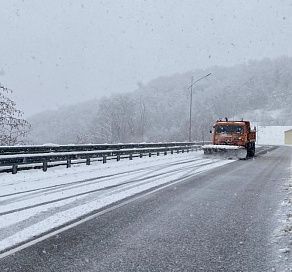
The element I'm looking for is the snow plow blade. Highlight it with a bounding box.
[202,145,247,160]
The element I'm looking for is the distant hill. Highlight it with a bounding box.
[28,56,292,144]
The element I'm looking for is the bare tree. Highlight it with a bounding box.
[136,96,147,141]
[88,97,114,143]
[0,84,31,145]
[89,94,137,144]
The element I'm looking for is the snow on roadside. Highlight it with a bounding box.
[271,155,292,271]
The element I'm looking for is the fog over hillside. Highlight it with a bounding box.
[28,56,292,144]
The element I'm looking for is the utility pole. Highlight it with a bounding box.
[188,73,211,142]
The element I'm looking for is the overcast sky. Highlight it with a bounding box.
[1,0,291,117]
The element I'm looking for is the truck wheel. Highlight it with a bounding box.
[248,143,255,158]
[246,142,255,158]
[251,143,255,157]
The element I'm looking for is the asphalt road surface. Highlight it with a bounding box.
[0,146,291,271]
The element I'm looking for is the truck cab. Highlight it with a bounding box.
[211,119,256,158]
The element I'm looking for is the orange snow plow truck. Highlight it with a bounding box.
[202,118,256,159]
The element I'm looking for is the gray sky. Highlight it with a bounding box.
[1,0,291,117]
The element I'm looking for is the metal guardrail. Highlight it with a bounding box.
[0,142,207,174]
[0,142,204,155]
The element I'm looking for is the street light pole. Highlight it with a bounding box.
[188,73,211,142]
[189,76,193,142]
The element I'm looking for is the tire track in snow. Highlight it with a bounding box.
[0,157,204,206]
[0,158,218,216]
[0,157,203,201]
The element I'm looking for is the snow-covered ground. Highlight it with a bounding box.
[256,126,292,145]
[0,150,234,253]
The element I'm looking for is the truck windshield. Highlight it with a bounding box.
[215,125,244,134]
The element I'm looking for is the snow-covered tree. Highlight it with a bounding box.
[0,84,31,145]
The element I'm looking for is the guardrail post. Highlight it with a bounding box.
[164,151,167,155]
[177,150,180,154]
[129,153,133,160]
[182,149,185,153]
[187,148,189,153]
[12,164,17,174]
[149,152,152,157]
[43,162,48,172]
[157,151,160,156]
[67,159,71,168]
[86,158,90,165]
[117,155,120,161]
[171,150,173,154]
[103,156,107,164]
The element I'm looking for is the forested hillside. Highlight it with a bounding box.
[28,56,292,144]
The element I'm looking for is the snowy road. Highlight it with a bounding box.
[0,146,291,271]
[0,150,232,253]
